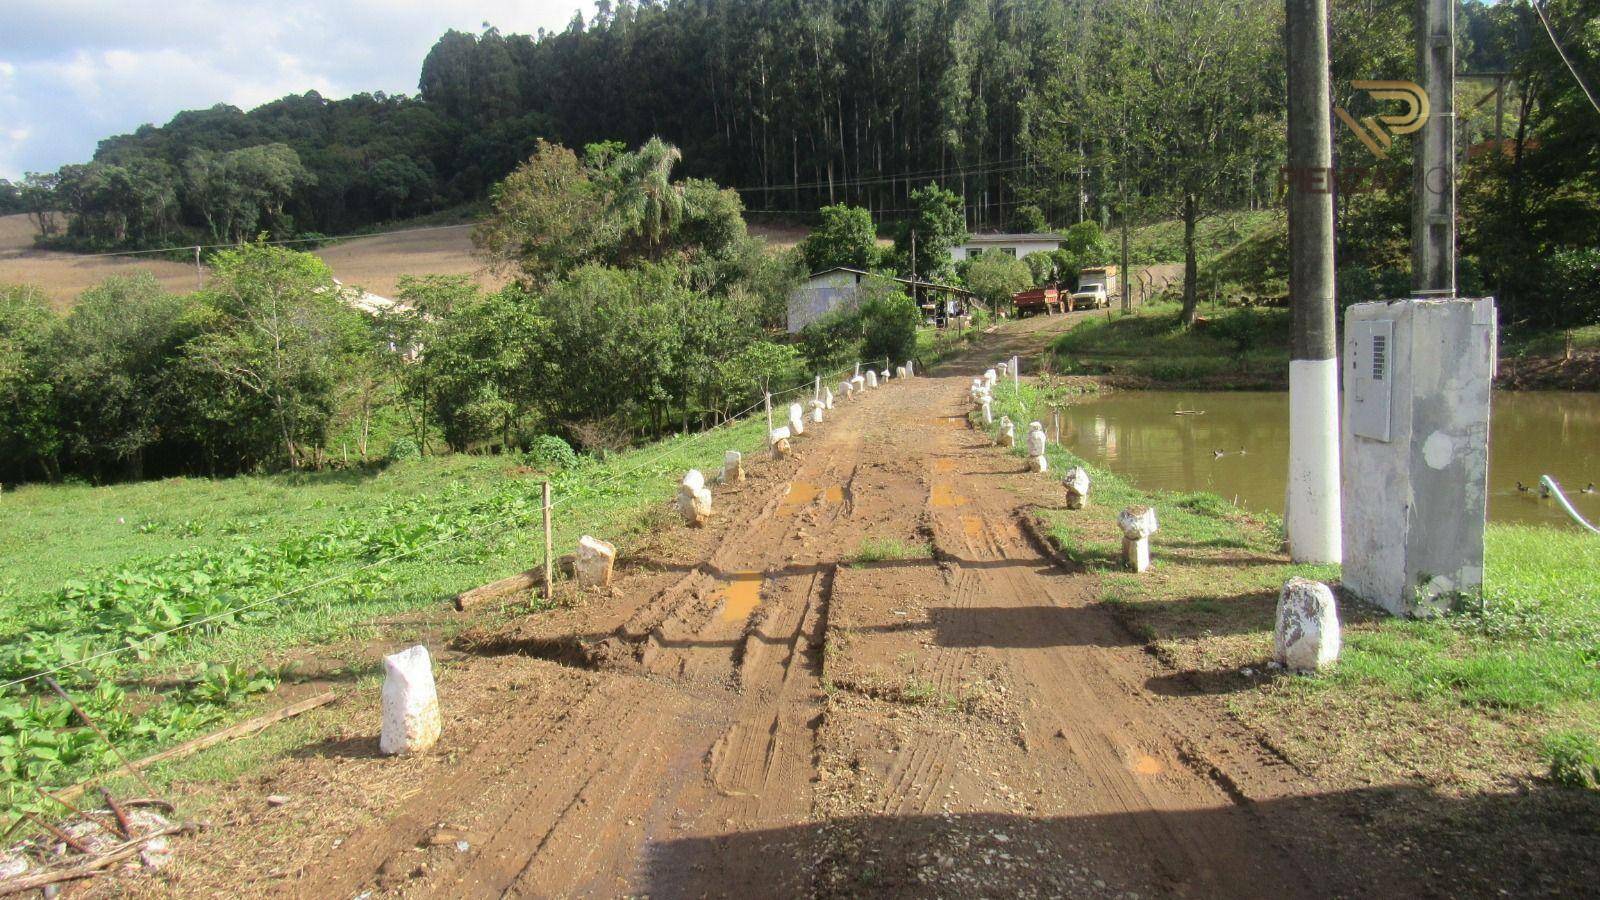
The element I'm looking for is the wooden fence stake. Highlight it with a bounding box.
[764,388,774,447]
[541,481,554,602]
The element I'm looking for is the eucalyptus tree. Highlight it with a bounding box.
[1027,0,1282,325]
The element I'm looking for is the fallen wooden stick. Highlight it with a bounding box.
[56,691,338,804]
[0,825,186,896]
[453,568,541,611]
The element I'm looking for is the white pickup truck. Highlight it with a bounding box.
[1069,266,1119,310]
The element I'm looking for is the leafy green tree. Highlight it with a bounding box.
[477,139,750,285]
[713,342,804,416]
[1010,204,1049,233]
[799,306,866,374]
[474,139,603,286]
[892,184,969,283]
[798,204,878,272]
[19,173,61,238]
[0,285,60,482]
[609,137,685,249]
[1027,0,1280,325]
[858,285,922,366]
[366,157,433,219]
[410,285,546,451]
[963,253,1033,311]
[50,275,202,480]
[183,244,367,468]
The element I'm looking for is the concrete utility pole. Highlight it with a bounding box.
[1283,0,1342,564]
[1412,0,1456,298]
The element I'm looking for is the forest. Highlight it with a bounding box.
[0,138,946,485]
[2,0,1599,485]
[0,0,1595,330]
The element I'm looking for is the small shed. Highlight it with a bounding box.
[787,267,974,333]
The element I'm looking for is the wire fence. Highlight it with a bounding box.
[0,351,921,846]
[0,355,901,695]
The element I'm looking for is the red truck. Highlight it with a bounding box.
[1012,285,1065,317]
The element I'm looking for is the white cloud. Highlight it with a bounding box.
[0,1,584,180]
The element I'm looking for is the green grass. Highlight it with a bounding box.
[0,455,515,623]
[0,413,772,818]
[1543,730,1600,790]
[1500,323,1600,358]
[1127,209,1281,266]
[983,380,1600,788]
[1051,302,1290,387]
[915,323,978,368]
[849,536,932,565]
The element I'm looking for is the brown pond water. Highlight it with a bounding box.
[1053,390,1600,529]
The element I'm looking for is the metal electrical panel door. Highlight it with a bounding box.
[1348,318,1394,442]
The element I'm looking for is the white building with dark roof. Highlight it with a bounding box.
[951,232,1064,263]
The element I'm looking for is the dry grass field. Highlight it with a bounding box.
[0,214,200,309]
[0,215,812,308]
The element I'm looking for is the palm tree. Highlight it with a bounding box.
[613,137,685,248]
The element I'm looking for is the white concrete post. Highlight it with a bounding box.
[575,535,617,587]
[1026,422,1049,473]
[1063,467,1091,509]
[1118,507,1158,573]
[677,469,712,527]
[1274,577,1341,672]
[380,645,441,756]
[809,398,825,423]
[787,402,805,435]
[722,450,744,484]
[769,425,793,459]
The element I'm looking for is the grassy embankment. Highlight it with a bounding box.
[1126,209,1282,267]
[0,411,773,816]
[978,380,1600,792]
[1053,302,1291,387]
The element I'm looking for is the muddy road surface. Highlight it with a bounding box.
[155,314,1421,898]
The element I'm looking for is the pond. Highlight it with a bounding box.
[1050,390,1600,529]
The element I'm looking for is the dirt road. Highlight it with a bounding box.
[149,313,1419,898]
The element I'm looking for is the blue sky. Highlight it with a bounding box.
[0,1,583,181]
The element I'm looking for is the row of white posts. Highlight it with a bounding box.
[379,359,915,755]
[973,355,1340,677]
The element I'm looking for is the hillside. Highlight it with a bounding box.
[1,214,815,308]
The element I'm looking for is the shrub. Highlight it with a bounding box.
[860,289,922,365]
[385,437,421,462]
[800,307,865,373]
[1547,248,1600,330]
[963,253,1033,311]
[1210,307,1263,358]
[523,434,578,471]
[1543,730,1600,790]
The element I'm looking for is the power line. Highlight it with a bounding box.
[1531,0,1600,117]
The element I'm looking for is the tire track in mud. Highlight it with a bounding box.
[912,378,1316,898]
[256,320,1352,899]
